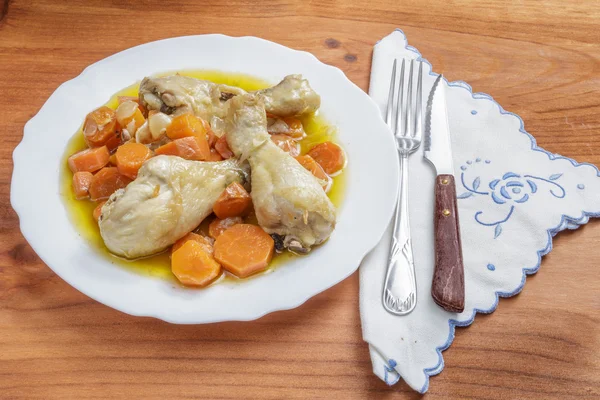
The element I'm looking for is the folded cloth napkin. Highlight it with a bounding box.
[360,29,600,393]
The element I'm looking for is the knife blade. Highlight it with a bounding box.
[424,75,465,313]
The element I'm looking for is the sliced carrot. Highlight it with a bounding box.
[166,113,207,140]
[172,232,214,254]
[83,106,119,148]
[104,133,123,152]
[171,240,222,287]
[88,167,132,201]
[283,117,305,139]
[68,146,110,173]
[116,101,146,134]
[207,148,223,161]
[307,141,345,174]
[115,142,153,179]
[207,130,218,147]
[155,136,211,161]
[271,134,300,157]
[109,153,117,166]
[213,182,252,219]
[93,200,107,221]
[295,155,331,191]
[214,136,233,159]
[214,224,274,278]
[208,216,243,239]
[267,116,305,139]
[72,171,94,200]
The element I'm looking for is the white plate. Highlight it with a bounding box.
[11,34,398,324]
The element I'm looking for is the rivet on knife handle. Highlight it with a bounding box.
[431,174,465,313]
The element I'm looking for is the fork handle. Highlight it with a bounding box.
[431,174,465,313]
[382,154,417,315]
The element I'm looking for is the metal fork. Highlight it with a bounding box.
[382,58,423,316]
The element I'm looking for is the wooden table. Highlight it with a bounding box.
[1,1,599,398]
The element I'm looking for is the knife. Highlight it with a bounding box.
[424,75,465,313]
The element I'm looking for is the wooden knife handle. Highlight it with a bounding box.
[431,174,465,313]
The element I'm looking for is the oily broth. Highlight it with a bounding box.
[60,70,346,284]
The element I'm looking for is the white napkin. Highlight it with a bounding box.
[360,29,600,393]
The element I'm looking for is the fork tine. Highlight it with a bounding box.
[385,59,397,130]
[414,61,423,139]
[395,59,405,138]
[403,60,414,138]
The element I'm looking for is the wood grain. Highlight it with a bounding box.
[432,175,465,313]
[1,1,599,398]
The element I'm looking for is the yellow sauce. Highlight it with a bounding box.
[60,70,346,285]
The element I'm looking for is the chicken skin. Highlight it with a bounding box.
[99,156,247,259]
[225,94,336,253]
[139,74,320,119]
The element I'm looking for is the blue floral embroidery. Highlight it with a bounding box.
[487,264,495,271]
[458,160,566,238]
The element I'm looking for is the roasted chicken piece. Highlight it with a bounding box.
[139,75,245,121]
[255,74,321,116]
[225,94,336,253]
[99,156,247,259]
[139,74,320,120]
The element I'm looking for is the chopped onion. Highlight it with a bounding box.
[115,100,138,126]
[135,120,151,144]
[121,129,131,142]
[148,112,172,139]
[83,120,97,137]
[126,120,136,135]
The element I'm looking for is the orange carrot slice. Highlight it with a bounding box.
[155,136,211,161]
[213,182,252,219]
[72,171,94,200]
[208,216,243,239]
[68,146,110,173]
[83,106,119,149]
[172,232,214,254]
[282,117,306,139]
[214,224,274,278]
[115,142,153,179]
[171,240,221,287]
[271,134,300,157]
[166,113,207,140]
[88,167,132,201]
[267,116,305,139]
[214,136,233,159]
[207,148,223,161]
[207,130,218,147]
[307,141,345,175]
